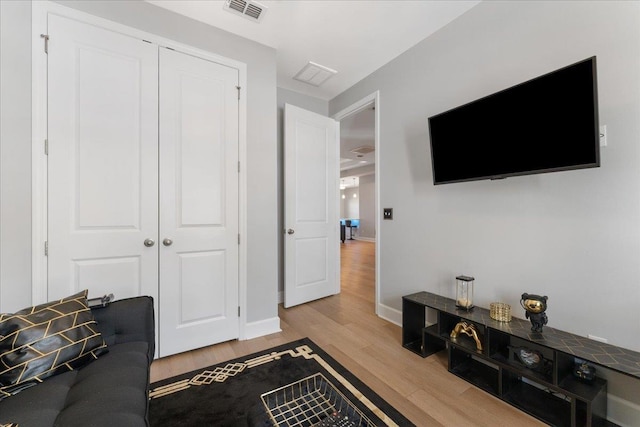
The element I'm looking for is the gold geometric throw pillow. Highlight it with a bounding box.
[0,290,107,400]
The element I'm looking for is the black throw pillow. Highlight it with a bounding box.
[0,290,107,400]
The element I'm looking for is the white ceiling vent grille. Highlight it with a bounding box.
[350,146,375,155]
[293,61,338,87]
[223,0,268,22]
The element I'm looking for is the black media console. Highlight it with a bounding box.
[402,291,640,426]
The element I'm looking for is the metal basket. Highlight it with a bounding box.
[260,373,375,427]
[490,302,512,322]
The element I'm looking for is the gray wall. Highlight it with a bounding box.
[358,174,375,239]
[343,188,359,219]
[276,87,329,300]
[0,0,33,312]
[0,1,278,325]
[329,0,640,418]
[331,0,640,352]
[329,1,640,425]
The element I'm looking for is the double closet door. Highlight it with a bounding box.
[46,14,240,357]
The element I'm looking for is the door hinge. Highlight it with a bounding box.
[44,139,48,155]
[238,306,241,317]
[237,161,240,173]
[44,241,48,256]
[40,34,49,54]
[236,86,241,100]
[238,234,240,245]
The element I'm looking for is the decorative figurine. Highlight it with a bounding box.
[520,293,548,332]
[515,347,543,369]
[573,362,597,384]
[450,321,483,352]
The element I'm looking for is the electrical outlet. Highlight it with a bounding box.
[588,334,608,344]
[599,125,607,147]
[383,208,393,220]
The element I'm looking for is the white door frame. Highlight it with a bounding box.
[31,1,249,338]
[332,90,386,318]
[332,91,381,316]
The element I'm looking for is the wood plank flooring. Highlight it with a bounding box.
[150,240,544,426]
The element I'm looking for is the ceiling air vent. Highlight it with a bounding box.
[293,61,338,87]
[223,0,268,22]
[350,146,375,155]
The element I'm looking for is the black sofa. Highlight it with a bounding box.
[0,296,155,427]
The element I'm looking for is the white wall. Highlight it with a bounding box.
[0,0,33,312]
[0,0,278,326]
[343,188,359,219]
[330,1,640,421]
[358,174,375,239]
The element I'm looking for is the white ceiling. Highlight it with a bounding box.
[147,0,481,100]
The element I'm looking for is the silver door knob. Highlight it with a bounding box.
[144,238,155,247]
[287,229,295,235]
[163,238,173,246]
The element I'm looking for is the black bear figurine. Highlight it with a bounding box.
[520,293,548,333]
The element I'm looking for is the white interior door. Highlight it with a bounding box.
[47,14,159,304]
[158,48,240,357]
[284,104,339,308]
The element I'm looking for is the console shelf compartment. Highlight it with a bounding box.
[449,344,500,396]
[502,374,572,427]
[401,291,634,427]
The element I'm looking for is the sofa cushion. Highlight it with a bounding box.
[53,341,151,427]
[0,342,151,427]
[0,290,107,400]
[0,370,77,427]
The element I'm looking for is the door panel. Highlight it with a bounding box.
[284,104,339,308]
[47,15,159,303]
[178,251,226,323]
[159,48,239,357]
[73,256,142,299]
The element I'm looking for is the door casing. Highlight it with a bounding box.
[332,91,381,317]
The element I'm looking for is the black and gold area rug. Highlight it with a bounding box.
[148,338,413,427]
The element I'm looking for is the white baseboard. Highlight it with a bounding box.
[608,393,640,426]
[355,237,376,242]
[243,316,281,340]
[377,303,402,326]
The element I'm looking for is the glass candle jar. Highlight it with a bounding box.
[456,275,475,310]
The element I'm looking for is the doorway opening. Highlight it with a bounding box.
[333,92,380,315]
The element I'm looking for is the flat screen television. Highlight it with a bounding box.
[428,57,600,185]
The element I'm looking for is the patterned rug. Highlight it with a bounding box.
[148,338,413,426]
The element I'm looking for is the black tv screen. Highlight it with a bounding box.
[428,57,600,185]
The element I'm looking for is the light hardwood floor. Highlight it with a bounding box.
[150,240,544,426]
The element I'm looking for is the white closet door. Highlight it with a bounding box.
[47,15,159,304]
[158,48,239,357]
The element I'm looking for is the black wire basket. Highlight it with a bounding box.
[260,373,375,427]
